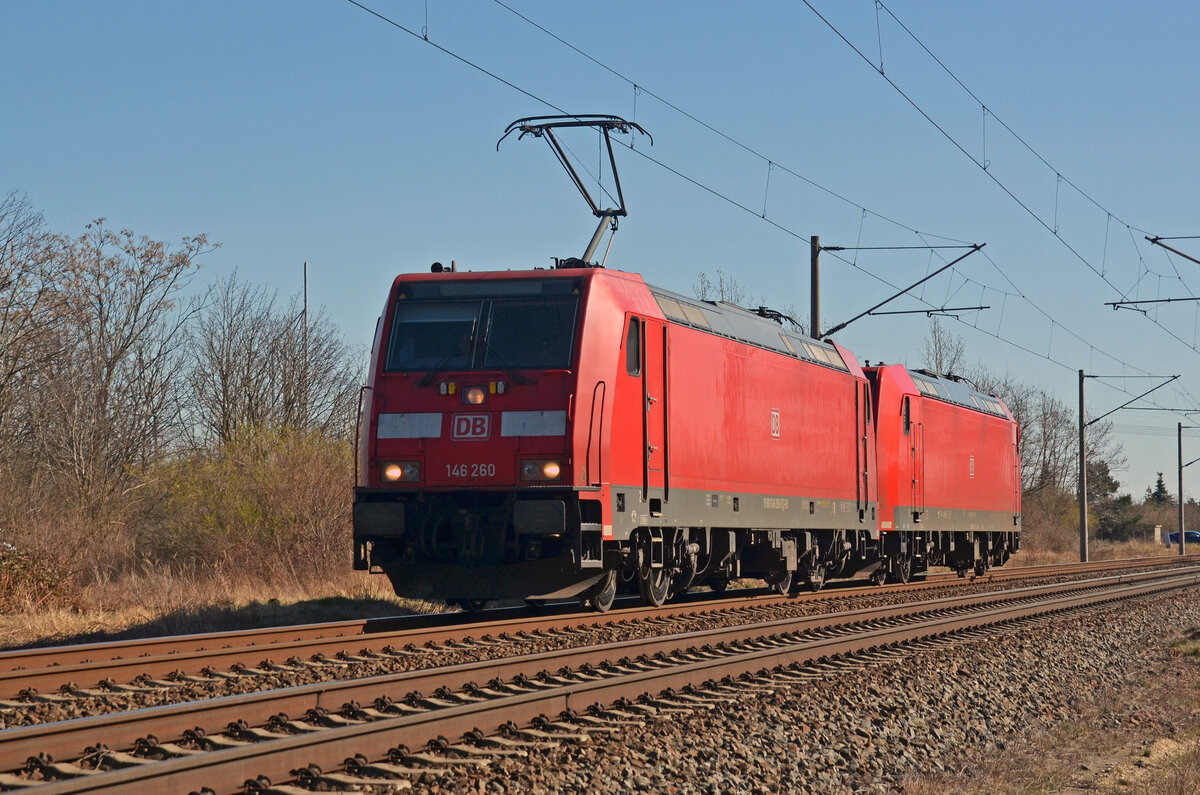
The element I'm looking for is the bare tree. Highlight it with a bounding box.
[1021,388,1079,493]
[275,295,363,440]
[0,192,59,439]
[186,272,362,446]
[187,273,280,445]
[693,268,748,306]
[921,317,966,377]
[971,364,1123,494]
[30,220,213,513]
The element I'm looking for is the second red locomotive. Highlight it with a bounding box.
[352,263,1021,611]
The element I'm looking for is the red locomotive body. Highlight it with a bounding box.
[353,269,603,605]
[353,264,1021,611]
[867,365,1021,579]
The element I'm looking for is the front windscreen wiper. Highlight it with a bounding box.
[418,320,478,387]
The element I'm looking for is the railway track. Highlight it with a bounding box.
[3,564,1198,794]
[2,555,1191,705]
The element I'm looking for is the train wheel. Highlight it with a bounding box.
[639,567,670,607]
[893,556,912,585]
[709,578,730,593]
[804,564,826,593]
[636,536,671,607]
[769,571,793,596]
[582,570,618,613]
[524,599,549,610]
[458,599,492,614]
[974,560,988,577]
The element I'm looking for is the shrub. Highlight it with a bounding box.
[133,427,354,586]
[1021,489,1079,554]
[0,539,79,612]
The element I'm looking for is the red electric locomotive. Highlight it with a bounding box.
[351,114,1020,611]
[866,365,1021,581]
[351,263,1021,611]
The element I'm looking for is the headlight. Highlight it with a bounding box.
[520,459,562,482]
[381,461,420,483]
[464,386,486,405]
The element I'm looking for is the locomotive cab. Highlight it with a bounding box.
[353,268,615,605]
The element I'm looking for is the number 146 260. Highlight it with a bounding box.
[446,463,496,478]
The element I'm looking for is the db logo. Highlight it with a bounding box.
[452,414,490,441]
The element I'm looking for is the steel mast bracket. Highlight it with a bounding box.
[498,114,651,266]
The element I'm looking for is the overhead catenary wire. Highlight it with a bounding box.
[487,0,1186,382]
[1112,424,1200,437]
[824,241,1195,415]
[341,0,1199,420]
[874,1,1136,228]
[483,0,1199,418]
[486,0,968,246]
[805,0,1200,362]
[800,0,1126,280]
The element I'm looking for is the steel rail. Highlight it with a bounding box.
[22,569,1200,794]
[0,614,463,672]
[2,555,1194,699]
[5,567,1197,790]
[5,553,1187,667]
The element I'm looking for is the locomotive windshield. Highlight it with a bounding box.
[482,299,576,368]
[385,302,478,371]
[385,279,581,372]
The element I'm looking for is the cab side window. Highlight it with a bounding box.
[625,318,641,376]
[902,396,911,435]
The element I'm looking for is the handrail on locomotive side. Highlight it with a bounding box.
[498,114,652,267]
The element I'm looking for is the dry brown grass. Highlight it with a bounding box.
[0,429,456,651]
[0,568,446,650]
[1015,539,1184,567]
[1152,744,1200,795]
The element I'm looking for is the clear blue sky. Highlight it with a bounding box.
[4,1,1200,501]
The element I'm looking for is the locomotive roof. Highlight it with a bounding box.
[646,285,850,373]
[907,369,1009,419]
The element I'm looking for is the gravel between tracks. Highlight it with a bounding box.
[403,588,1200,794]
[1,578,1051,728]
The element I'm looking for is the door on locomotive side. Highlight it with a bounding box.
[904,394,925,522]
[855,380,871,520]
[1011,423,1022,517]
[614,315,644,497]
[642,317,667,504]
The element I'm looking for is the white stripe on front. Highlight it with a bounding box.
[501,410,567,437]
[377,412,443,439]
